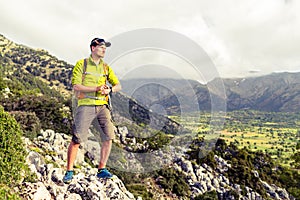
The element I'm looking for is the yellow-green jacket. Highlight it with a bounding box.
[71,56,119,106]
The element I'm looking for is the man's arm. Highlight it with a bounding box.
[111,83,121,93]
[73,83,121,95]
[73,84,101,92]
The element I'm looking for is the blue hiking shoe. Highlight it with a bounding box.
[63,170,74,184]
[97,168,113,179]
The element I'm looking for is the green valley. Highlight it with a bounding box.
[170,110,300,168]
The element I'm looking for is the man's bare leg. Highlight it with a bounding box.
[67,141,80,170]
[98,139,112,169]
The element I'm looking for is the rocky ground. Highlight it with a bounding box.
[18,129,136,200]
[17,129,295,200]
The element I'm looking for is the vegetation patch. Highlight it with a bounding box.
[0,106,35,198]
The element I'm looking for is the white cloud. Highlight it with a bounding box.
[0,0,299,79]
[197,0,300,77]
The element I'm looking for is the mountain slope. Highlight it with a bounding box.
[0,34,73,96]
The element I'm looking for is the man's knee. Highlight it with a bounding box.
[71,133,84,144]
[70,140,80,148]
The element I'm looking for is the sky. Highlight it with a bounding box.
[1,0,300,81]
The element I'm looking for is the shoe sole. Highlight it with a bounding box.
[97,175,114,179]
[63,179,72,184]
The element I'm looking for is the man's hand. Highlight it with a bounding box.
[96,85,111,95]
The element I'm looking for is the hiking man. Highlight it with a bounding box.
[63,38,121,183]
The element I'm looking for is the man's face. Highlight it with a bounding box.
[92,44,106,58]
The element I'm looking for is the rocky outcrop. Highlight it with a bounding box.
[19,129,136,200]
[173,156,294,200]
[18,163,135,200]
[18,128,295,200]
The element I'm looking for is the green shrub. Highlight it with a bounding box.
[1,95,71,134]
[126,184,153,200]
[109,170,157,199]
[278,169,300,199]
[2,67,65,101]
[0,185,21,200]
[287,187,300,200]
[187,136,217,169]
[291,151,300,169]
[121,123,172,152]
[114,167,191,198]
[155,167,191,197]
[194,190,218,200]
[0,105,36,199]
[0,106,30,186]
[0,73,6,91]
[145,131,172,150]
[10,111,41,139]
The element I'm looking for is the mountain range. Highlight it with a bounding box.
[120,72,300,115]
[1,34,299,115]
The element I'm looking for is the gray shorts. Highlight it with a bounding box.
[71,105,115,144]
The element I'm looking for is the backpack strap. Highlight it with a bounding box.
[75,58,88,100]
[81,58,88,83]
[103,62,108,80]
[103,63,110,103]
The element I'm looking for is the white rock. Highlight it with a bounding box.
[65,193,82,200]
[32,182,51,200]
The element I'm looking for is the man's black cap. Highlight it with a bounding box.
[90,38,111,47]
